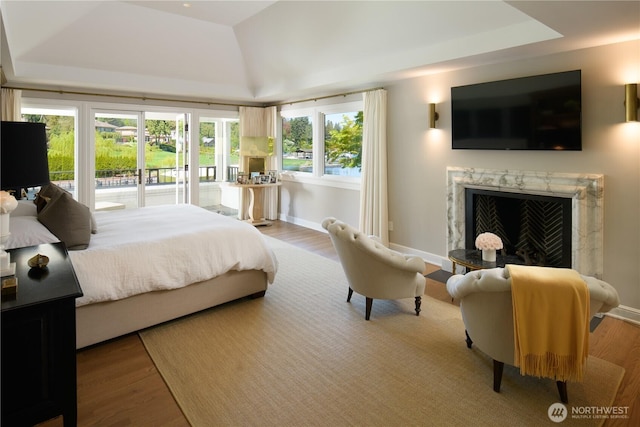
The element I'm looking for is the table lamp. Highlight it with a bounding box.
[1,121,51,200]
[0,190,18,276]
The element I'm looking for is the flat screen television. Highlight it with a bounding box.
[451,70,581,150]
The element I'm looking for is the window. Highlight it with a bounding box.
[324,110,362,177]
[198,117,239,181]
[281,114,313,173]
[198,119,216,181]
[22,107,77,197]
[280,100,363,182]
[229,121,240,173]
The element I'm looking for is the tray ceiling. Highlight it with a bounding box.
[1,1,638,104]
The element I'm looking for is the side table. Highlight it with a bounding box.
[1,242,83,427]
[448,249,523,273]
[231,182,282,226]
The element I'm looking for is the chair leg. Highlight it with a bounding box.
[414,296,422,316]
[557,381,568,403]
[465,330,473,349]
[493,360,504,393]
[365,297,373,320]
[491,360,567,401]
[347,287,353,302]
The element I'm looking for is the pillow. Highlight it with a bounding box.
[38,190,92,250]
[11,200,38,217]
[6,216,60,249]
[35,183,65,213]
[36,183,97,234]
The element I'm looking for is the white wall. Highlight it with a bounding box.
[279,180,359,231]
[281,40,640,310]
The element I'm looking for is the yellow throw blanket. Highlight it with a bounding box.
[507,264,590,382]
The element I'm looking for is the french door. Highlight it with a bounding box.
[91,109,190,210]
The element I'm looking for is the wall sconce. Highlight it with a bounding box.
[625,83,638,122]
[429,103,439,129]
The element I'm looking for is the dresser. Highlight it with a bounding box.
[1,242,83,427]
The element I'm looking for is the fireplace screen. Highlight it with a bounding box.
[465,189,572,268]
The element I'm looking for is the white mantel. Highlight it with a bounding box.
[446,167,604,278]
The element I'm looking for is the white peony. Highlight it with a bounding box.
[0,191,18,214]
[475,232,503,250]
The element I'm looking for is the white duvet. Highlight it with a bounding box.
[69,204,278,307]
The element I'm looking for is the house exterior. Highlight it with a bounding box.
[95,120,117,133]
[116,126,137,138]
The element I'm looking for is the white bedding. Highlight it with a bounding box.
[68,204,278,307]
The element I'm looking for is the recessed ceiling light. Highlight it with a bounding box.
[183,3,191,8]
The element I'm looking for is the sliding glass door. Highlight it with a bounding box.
[21,106,77,198]
[21,99,246,213]
[173,113,189,205]
[92,109,191,210]
[93,110,143,210]
[142,112,190,207]
[196,115,240,215]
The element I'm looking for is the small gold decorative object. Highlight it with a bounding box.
[28,254,49,269]
[1,276,17,297]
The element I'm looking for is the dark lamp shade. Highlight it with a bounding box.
[1,121,50,191]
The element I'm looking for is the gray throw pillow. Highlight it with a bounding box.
[36,183,97,234]
[38,189,92,250]
[35,183,65,213]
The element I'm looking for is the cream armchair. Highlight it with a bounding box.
[446,267,620,402]
[322,217,426,320]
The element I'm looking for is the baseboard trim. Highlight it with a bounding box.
[605,305,640,326]
[276,217,640,322]
[278,214,326,233]
[388,242,446,269]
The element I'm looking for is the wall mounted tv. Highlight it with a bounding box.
[451,70,581,150]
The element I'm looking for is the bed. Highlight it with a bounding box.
[7,199,278,348]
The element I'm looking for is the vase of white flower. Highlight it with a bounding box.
[475,232,503,263]
[481,249,496,262]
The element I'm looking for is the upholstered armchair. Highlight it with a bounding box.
[322,217,426,320]
[446,267,620,402]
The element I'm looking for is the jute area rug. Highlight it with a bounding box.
[140,237,624,427]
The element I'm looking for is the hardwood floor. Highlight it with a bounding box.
[590,316,640,426]
[259,220,340,262]
[42,220,639,426]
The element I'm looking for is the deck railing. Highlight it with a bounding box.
[50,166,217,189]
[50,165,243,191]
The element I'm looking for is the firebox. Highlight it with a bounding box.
[465,189,572,268]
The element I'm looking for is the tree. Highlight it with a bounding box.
[283,116,312,154]
[94,132,136,174]
[146,120,172,146]
[325,111,363,170]
[21,114,76,180]
[229,121,240,157]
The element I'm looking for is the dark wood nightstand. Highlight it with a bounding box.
[1,242,83,427]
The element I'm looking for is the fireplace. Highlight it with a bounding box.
[466,189,572,268]
[447,167,604,278]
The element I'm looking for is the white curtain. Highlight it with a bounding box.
[263,106,278,218]
[1,88,22,121]
[238,106,278,220]
[359,89,389,245]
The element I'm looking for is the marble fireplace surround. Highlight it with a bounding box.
[447,167,604,278]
